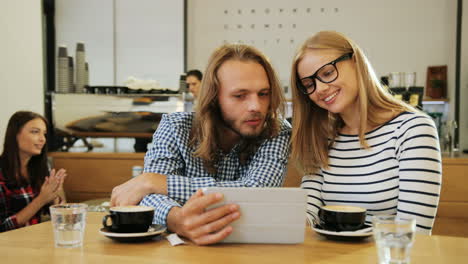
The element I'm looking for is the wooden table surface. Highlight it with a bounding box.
[1,212,467,264]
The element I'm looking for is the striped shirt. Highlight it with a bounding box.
[140,112,291,226]
[302,112,442,234]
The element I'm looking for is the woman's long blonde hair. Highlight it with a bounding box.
[290,31,417,174]
[191,44,286,173]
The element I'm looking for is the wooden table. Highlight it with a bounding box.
[1,213,467,263]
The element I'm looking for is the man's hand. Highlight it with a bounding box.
[167,189,241,245]
[111,172,167,206]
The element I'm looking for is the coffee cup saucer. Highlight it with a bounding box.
[312,224,373,241]
[99,224,166,243]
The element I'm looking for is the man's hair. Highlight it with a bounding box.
[190,44,285,173]
[0,111,49,192]
[290,31,417,174]
[186,69,203,81]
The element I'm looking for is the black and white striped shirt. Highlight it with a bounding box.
[302,112,442,234]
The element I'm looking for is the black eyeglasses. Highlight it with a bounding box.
[297,52,353,95]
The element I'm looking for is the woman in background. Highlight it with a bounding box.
[0,111,66,232]
[186,69,203,99]
[290,31,441,234]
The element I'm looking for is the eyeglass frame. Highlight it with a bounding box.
[297,52,354,95]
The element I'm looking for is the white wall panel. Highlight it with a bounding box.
[0,0,44,151]
[55,0,114,86]
[115,0,184,88]
[55,0,184,89]
[188,0,457,103]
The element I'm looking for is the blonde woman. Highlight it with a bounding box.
[290,31,441,234]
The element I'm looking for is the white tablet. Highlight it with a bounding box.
[202,187,307,244]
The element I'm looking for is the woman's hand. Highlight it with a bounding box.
[50,168,67,204]
[51,168,67,191]
[37,176,60,205]
[15,169,67,226]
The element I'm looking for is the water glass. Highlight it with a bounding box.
[388,72,403,88]
[372,215,416,264]
[50,203,88,248]
[405,72,416,88]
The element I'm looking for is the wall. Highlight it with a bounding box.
[0,1,44,152]
[55,0,184,88]
[1,1,462,151]
[187,0,457,113]
[55,0,114,86]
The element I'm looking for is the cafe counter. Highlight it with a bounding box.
[49,152,145,202]
[48,152,303,202]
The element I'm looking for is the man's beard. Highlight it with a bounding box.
[222,113,265,139]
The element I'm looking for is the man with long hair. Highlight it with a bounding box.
[111,44,291,245]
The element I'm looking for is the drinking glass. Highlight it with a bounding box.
[50,203,88,248]
[372,215,416,264]
[405,72,416,88]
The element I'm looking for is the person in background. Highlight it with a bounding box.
[111,44,291,245]
[0,111,67,232]
[186,69,203,98]
[290,31,441,234]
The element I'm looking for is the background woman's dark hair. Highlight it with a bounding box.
[186,69,203,81]
[0,111,49,192]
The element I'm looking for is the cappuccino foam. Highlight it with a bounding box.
[322,205,366,213]
[110,206,154,212]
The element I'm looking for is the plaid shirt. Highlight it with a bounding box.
[140,112,291,226]
[0,168,41,232]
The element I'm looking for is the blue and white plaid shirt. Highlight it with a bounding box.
[140,112,291,226]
